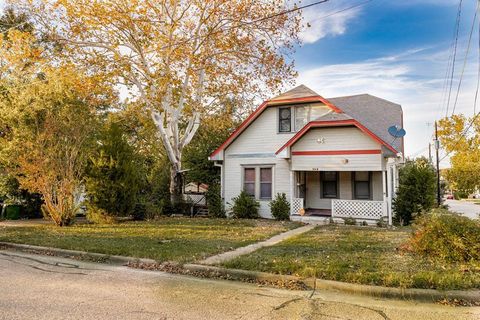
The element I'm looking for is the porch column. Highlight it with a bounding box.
[289,170,295,215]
[386,161,394,226]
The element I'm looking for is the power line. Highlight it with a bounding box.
[451,1,479,115]
[307,0,374,23]
[445,0,463,117]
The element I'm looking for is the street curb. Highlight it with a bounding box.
[182,264,480,303]
[1,241,479,303]
[0,242,157,265]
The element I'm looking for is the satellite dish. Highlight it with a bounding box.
[388,125,406,138]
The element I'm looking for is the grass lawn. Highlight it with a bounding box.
[221,225,480,290]
[0,218,300,263]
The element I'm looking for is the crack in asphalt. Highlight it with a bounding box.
[0,252,110,272]
[0,252,89,275]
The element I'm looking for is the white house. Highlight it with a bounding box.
[209,85,404,225]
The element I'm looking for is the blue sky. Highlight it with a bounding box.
[294,0,478,167]
[0,0,476,166]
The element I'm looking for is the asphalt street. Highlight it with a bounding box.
[0,249,478,320]
[445,200,480,220]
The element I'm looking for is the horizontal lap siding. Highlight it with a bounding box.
[291,154,383,171]
[291,127,383,171]
[224,107,294,218]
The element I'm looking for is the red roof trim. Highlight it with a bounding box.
[209,95,343,158]
[275,120,398,155]
[292,150,382,156]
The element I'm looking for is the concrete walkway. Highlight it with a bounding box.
[200,224,315,265]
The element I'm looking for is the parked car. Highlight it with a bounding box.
[445,194,454,200]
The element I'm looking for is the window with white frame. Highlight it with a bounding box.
[260,168,272,199]
[243,168,256,197]
[242,166,273,200]
[353,171,371,200]
[294,104,331,131]
[278,107,292,132]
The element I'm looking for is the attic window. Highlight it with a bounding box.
[294,104,331,131]
[278,107,291,132]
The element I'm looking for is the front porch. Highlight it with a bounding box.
[290,170,395,225]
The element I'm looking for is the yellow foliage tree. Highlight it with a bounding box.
[437,114,480,195]
[0,29,114,225]
[10,0,303,205]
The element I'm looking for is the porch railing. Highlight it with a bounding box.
[332,199,386,220]
[183,193,207,206]
[291,198,304,215]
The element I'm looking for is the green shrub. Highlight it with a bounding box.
[85,121,144,221]
[230,191,260,219]
[376,217,387,228]
[86,207,116,224]
[269,193,290,220]
[406,208,480,263]
[343,217,356,225]
[393,157,436,225]
[206,183,225,218]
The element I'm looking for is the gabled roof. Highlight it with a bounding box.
[209,87,342,159]
[275,118,398,155]
[209,86,403,160]
[328,94,403,153]
[270,84,319,101]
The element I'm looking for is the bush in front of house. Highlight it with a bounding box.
[206,183,226,218]
[269,193,290,220]
[405,208,480,263]
[343,217,357,225]
[231,190,260,219]
[393,157,436,225]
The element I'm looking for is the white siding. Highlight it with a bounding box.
[222,107,386,218]
[224,107,294,218]
[291,126,383,171]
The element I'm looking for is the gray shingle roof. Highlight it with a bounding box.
[328,94,403,153]
[271,84,319,101]
[272,85,403,153]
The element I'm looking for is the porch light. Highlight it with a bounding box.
[341,158,349,164]
[316,137,325,144]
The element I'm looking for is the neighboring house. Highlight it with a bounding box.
[209,85,404,225]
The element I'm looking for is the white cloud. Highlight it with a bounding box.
[294,0,363,44]
[295,45,480,168]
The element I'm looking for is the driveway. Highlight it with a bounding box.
[445,200,480,219]
[0,249,478,320]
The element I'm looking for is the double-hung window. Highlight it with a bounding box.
[353,171,371,199]
[260,168,272,199]
[243,168,256,197]
[321,171,338,198]
[278,107,291,132]
[243,167,273,200]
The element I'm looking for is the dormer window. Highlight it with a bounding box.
[278,107,291,132]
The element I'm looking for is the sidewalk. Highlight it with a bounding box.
[199,224,315,265]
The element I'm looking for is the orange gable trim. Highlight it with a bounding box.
[209,95,342,158]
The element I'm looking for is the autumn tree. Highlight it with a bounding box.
[11,0,302,206]
[437,114,480,195]
[0,28,113,225]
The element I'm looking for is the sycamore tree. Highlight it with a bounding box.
[438,114,480,195]
[11,0,302,205]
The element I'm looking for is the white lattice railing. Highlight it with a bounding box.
[291,198,304,215]
[332,199,386,220]
[183,193,206,206]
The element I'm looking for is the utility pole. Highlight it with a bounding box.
[428,143,432,163]
[435,121,441,206]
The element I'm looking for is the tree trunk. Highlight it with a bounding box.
[170,166,183,208]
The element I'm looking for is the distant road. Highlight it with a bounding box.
[445,200,480,219]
